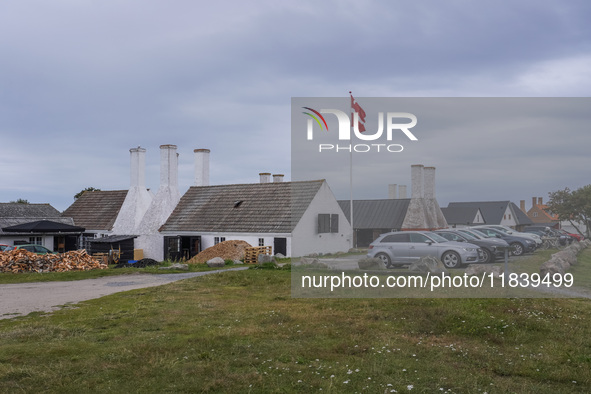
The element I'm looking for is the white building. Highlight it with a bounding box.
[159,176,352,259]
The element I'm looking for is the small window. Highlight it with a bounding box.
[317,214,339,233]
[258,238,264,246]
[533,212,538,217]
[214,237,226,245]
[29,237,42,245]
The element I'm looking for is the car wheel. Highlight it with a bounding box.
[482,248,493,264]
[510,242,524,256]
[375,253,392,268]
[441,251,462,269]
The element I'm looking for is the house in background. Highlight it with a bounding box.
[520,197,560,228]
[338,199,410,247]
[62,190,128,249]
[159,176,352,259]
[444,201,532,231]
[338,164,448,248]
[440,206,485,228]
[0,203,83,252]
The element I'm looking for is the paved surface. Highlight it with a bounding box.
[0,267,248,320]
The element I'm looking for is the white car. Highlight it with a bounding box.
[471,225,542,246]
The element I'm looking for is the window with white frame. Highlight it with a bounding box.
[258,238,264,246]
[214,237,226,245]
[29,237,42,245]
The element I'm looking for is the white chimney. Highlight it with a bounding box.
[388,184,397,199]
[273,174,284,183]
[411,164,424,198]
[112,146,153,236]
[130,147,147,188]
[160,144,178,190]
[259,172,271,183]
[424,167,436,199]
[399,185,407,199]
[194,149,210,186]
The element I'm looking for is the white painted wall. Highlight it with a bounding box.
[0,235,54,250]
[499,206,517,226]
[292,181,352,257]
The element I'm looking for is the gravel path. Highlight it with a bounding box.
[0,267,248,320]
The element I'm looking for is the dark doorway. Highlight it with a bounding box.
[164,236,201,261]
[274,237,287,256]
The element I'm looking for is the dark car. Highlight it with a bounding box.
[5,244,55,254]
[435,229,505,264]
[469,227,536,256]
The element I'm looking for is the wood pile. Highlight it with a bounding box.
[187,240,252,264]
[0,249,108,273]
[244,246,273,264]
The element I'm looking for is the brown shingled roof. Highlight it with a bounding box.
[62,190,128,231]
[160,180,324,233]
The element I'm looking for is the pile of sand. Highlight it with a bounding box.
[187,240,252,264]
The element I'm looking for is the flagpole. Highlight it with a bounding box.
[349,91,354,250]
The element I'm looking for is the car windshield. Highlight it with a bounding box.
[456,231,477,240]
[425,232,451,243]
[470,229,491,238]
[493,227,511,234]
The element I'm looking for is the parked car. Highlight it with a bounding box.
[469,227,536,256]
[555,229,583,242]
[0,244,11,251]
[367,230,484,269]
[4,244,55,254]
[471,225,542,246]
[435,229,504,264]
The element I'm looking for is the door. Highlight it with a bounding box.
[407,232,438,262]
[274,238,287,256]
[378,232,410,264]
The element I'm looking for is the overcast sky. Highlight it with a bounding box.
[1,0,590,212]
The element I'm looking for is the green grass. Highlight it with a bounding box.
[0,260,243,284]
[1,251,591,392]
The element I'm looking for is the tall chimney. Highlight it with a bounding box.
[520,200,526,212]
[259,172,271,183]
[160,144,178,190]
[194,149,210,186]
[273,174,284,183]
[538,197,543,206]
[399,185,407,199]
[532,197,537,208]
[130,147,147,188]
[388,184,397,199]
[423,167,436,199]
[411,164,424,198]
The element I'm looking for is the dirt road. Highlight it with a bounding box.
[0,267,248,320]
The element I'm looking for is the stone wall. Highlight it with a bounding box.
[540,239,591,276]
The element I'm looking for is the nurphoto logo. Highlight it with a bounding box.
[302,102,419,153]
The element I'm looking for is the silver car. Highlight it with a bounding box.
[367,231,484,269]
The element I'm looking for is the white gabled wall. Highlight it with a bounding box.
[292,181,352,257]
[500,206,517,226]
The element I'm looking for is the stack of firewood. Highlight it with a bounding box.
[0,249,108,273]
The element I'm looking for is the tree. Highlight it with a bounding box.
[74,187,101,200]
[546,185,591,238]
[9,198,29,204]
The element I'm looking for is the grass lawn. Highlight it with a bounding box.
[0,260,246,285]
[0,252,590,392]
